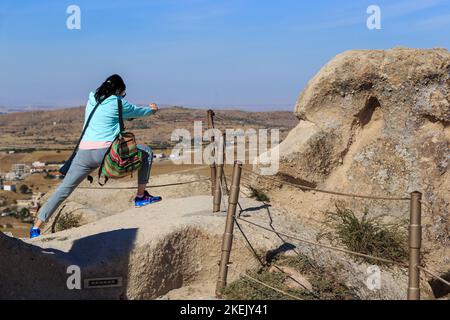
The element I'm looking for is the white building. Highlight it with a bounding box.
[3,183,16,192]
[13,164,30,176]
[32,161,46,168]
[5,172,17,181]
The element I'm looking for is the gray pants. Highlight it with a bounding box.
[37,146,152,222]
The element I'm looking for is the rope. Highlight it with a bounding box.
[218,170,301,299]
[226,264,304,300]
[237,217,408,268]
[79,178,210,190]
[240,273,304,300]
[233,216,321,297]
[213,114,227,122]
[225,169,320,296]
[233,217,266,267]
[167,165,210,175]
[220,167,315,295]
[418,200,434,212]
[418,266,450,288]
[218,176,228,212]
[241,167,411,201]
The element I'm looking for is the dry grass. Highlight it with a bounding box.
[318,202,409,265]
[55,212,83,232]
[248,186,270,202]
[223,253,358,300]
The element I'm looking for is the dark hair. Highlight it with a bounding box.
[94,74,126,103]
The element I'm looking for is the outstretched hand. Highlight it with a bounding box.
[149,103,158,111]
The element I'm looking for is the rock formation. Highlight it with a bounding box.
[255,48,449,269]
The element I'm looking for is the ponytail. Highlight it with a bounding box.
[94,74,126,103]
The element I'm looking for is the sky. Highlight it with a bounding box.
[0,0,450,110]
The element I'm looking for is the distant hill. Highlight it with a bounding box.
[0,106,61,114]
[0,106,299,151]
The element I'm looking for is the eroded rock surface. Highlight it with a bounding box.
[255,48,449,275]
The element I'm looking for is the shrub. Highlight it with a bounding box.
[55,212,82,231]
[249,186,270,202]
[223,253,357,300]
[18,208,30,219]
[319,202,408,265]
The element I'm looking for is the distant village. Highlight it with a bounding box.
[0,150,173,227]
[0,158,64,220]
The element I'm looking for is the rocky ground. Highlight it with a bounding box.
[254,48,449,287]
[0,169,437,300]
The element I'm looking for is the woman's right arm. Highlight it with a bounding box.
[121,99,156,119]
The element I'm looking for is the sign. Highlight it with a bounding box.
[84,277,123,289]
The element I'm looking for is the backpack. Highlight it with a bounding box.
[96,99,142,185]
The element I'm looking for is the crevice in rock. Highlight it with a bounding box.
[423,114,450,127]
[355,96,381,128]
[428,269,450,298]
[338,97,381,164]
[275,172,317,188]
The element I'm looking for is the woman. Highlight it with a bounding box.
[30,74,161,239]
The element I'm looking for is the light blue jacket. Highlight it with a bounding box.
[81,92,155,142]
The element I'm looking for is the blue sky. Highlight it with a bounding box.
[0,0,449,110]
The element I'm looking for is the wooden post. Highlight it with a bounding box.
[216,161,242,297]
[408,191,422,300]
[210,164,217,196]
[207,109,215,129]
[207,110,216,196]
[213,163,223,212]
[213,130,224,212]
[221,132,229,196]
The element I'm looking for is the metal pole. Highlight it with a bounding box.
[216,161,242,297]
[207,110,216,196]
[207,109,215,129]
[213,131,224,212]
[221,132,229,196]
[408,191,422,300]
[213,162,224,213]
[210,164,217,196]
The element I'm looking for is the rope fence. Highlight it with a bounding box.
[31,109,447,300]
[419,267,450,287]
[226,263,305,300]
[237,216,409,268]
[241,272,304,300]
[242,167,411,201]
[79,178,210,190]
[207,110,449,300]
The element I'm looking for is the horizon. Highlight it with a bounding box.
[0,103,296,113]
[1,0,450,111]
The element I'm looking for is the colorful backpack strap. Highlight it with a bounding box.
[97,98,124,186]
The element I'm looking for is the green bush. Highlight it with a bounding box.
[55,213,82,232]
[18,208,30,219]
[249,186,270,202]
[319,202,408,265]
[223,253,357,300]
